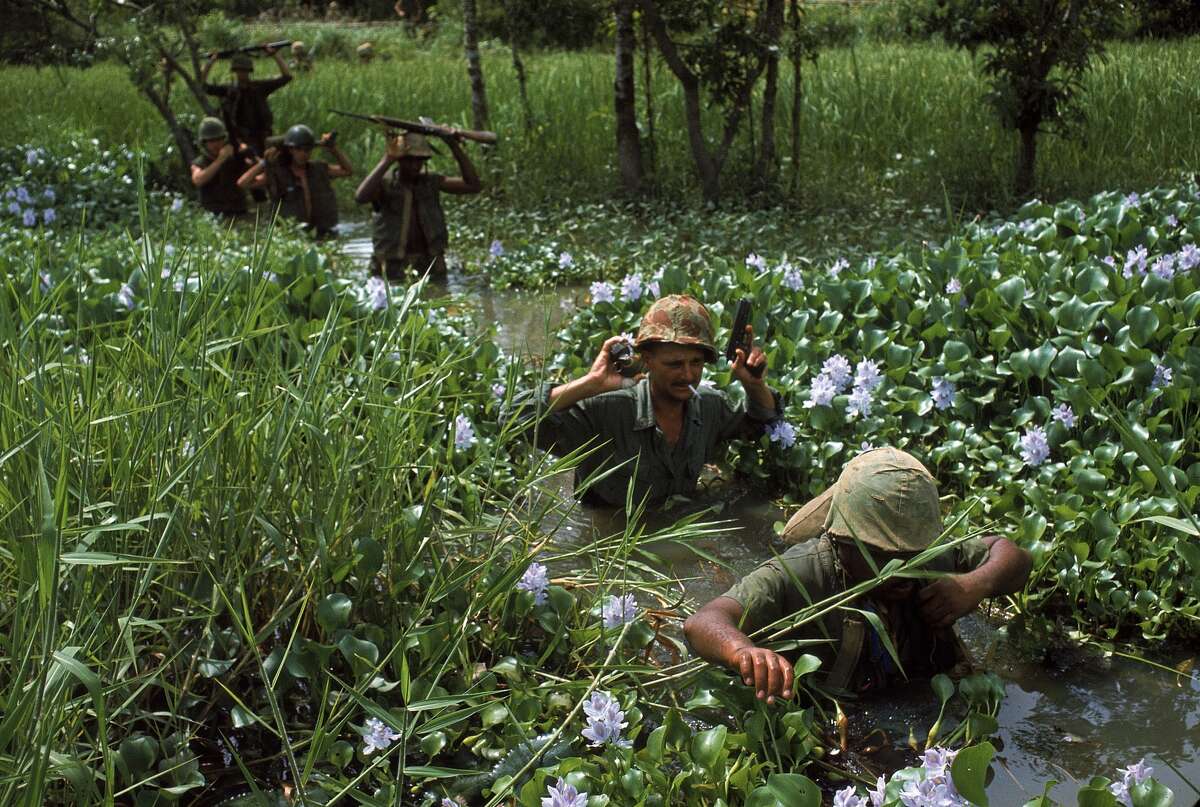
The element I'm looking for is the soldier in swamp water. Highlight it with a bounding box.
[505,294,782,508]
[237,124,354,238]
[354,130,483,278]
[290,41,314,72]
[201,44,293,156]
[189,117,252,218]
[684,447,1033,702]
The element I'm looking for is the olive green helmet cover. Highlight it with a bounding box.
[198,117,228,141]
[283,124,317,148]
[634,294,718,361]
[783,447,941,552]
[230,53,254,72]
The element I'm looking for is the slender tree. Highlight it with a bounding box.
[614,0,644,193]
[461,0,491,132]
[753,0,785,187]
[503,0,534,134]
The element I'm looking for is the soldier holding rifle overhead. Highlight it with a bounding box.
[352,119,484,279]
[190,117,251,218]
[201,42,293,156]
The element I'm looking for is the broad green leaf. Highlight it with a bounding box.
[950,741,995,806]
[765,773,821,807]
[996,276,1026,308]
[690,725,727,769]
[318,593,352,634]
[1126,305,1160,346]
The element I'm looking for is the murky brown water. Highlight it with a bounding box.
[341,233,1200,805]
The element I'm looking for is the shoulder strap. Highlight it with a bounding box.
[825,609,866,692]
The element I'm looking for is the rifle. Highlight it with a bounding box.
[331,109,497,145]
[213,41,293,59]
[725,298,765,378]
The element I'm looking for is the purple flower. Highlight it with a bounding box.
[1102,255,1116,268]
[171,197,183,213]
[821,355,853,392]
[945,278,962,294]
[930,377,954,410]
[746,253,767,271]
[804,373,837,409]
[491,382,507,399]
[7,201,20,215]
[1178,244,1200,271]
[846,386,873,418]
[646,277,661,297]
[558,251,574,269]
[922,747,957,780]
[43,208,56,224]
[489,239,504,258]
[116,283,136,310]
[581,691,630,748]
[542,778,588,807]
[868,775,887,807]
[26,149,39,165]
[43,188,56,202]
[516,562,549,605]
[16,187,31,204]
[454,414,476,450]
[361,717,400,755]
[765,419,796,448]
[865,256,877,272]
[1123,246,1147,278]
[1166,213,1179,227]
[601,593,637,628]
[854,359,883,391]
[365,276,388,310]
[590,281,615,304]
[1151,364,1172,391]
[1019,425,1050,467]
[1119,759,1153,786]
[781,262,804,291]
[833,787,867,807]
[1109,780,1133,807]
[860,441,875,453]
[619,274,644,302]
[22,208,36,227]
[829,257,849,277]
[1151,254,1176,280]
[1051,403,1076,428]
[1125,192,1140,206]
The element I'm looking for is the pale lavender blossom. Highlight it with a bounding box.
[558,251,574,269]
[781,262,805,291]
[1123,245,1147,278]
[868,775,887,807]
[765,419,796,448]
[22,208,36,227]
[860,441,875,453]
[601,594,637,628]
[1108,781,1133,807]
[1151,364,1172,391]
[116,283,136,310]
[441,799,457,807]
[365,276,388,310]
[854,359,883,391]
[1166,214,1179,227]
[1019,425,1050,467]
[646,278,660,297]
[945,278,962,294]
[1102,255,1116,268]
[931,377,955,411]
[171,197,184,213]
[581,690,630,748]
[590,281,616,304]
[1125,192,1141,206]
[833,787,867,807]
[922,747,957,779]
[1119,759,1153,786]
[804,372,837,408]
[43,188,56,202]
[6,202,19,215]
[619,274,644,302]
[746,252,767,271]
[454,414,477,450]
[846,386,874,419]
[491,382,507,399]
[16,187,31,204]
[821,355,853,392]
[361,717,400,755]
[829,257,849,277]
[1151,254,1176,280]
[865,256,877,272]
[489,239,504,258]
[542,778,588,807]
[516,562,549,605]
[1179,244,1200,271]
[26,149,39,165]
[39,272,51,291]
[1051,403,1076,428]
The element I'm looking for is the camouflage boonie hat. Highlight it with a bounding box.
[231,54,254,72]
[782,447,941,552]
[357,42,374,56]
[634,295,717,361]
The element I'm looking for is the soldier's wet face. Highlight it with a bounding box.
[233,69,252,85]
[203,137,227,157]
[641,343,707,404]
[289,145,313,165]
[836,539,919,600]
[397,156,427,179]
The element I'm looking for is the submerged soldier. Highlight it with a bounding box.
[201,44,292,156]
[237,124,354,238]
[684,447,1032,702]
[354,131,483,278]
[190,117,251,217]
[507,295,781,508]
[357,42,375,63]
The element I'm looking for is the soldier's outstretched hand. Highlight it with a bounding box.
[385,134,404,160]
[731,325,768,384]
[263,42,278,56]
[918,574,986,629]
[731,645,794,704]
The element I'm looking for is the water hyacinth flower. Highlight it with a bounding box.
[746,252,767,271]
[1150,364,1172,391]
[7,201,20,215]
[829,257,849,277]
[558,251,574,269]
[22,208,36,227]
[1123,245,1147,278]
[541,778,587,807]
[865,256,877,272]
[765,419,796,448]
[930,377,955,411]
[1166,213,1178,227]
[43,188,56,202]
[491,382,507,399]
[1178,244,1200,272]
[854,359,883,391]
[361,717,401,755]
[116,283,136,310]
[601,593,637,628]
[1118,759,1153,786]
[645,276,661,297]
[365,276,389,311]
[945,278,962,294]
[171,197,184,212]
[1051,403,1076,428]
[26,149,39,165]
[781,262,805,291]
[821,355,853,392]
[804,372,837,409]
[832,787,867,807]
[590,280,615,304]
[1151,254,1176,280]
[860,441,875,454]
[454,414,477,450]
[581,690,630,748]
[516,562,549,605]
[489,239,504,258]
[1019,425,1050,467]
[619,274,644,302]
[846,386,874,419]
[16,186,31,204]
[1125,191,1140,206]
[1102,255,1116,268]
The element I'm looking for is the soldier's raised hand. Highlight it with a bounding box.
[730,325,768,384]
[587,335,634,394]
[263,42,277,56]
[217,143,235,161]
[385,134,404,161]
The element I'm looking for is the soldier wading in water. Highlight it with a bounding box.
[508,294,781,508]
[685,448,1033,702]
[190,117,252,218]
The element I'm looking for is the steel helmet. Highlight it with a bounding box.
[230,53,254,72]
[396,132,433,159]
[634,294,718,361]
[283,124,317,148]
[198,117,228,141]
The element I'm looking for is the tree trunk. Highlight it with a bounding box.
[143,83,196,173]
[641,9,657,179]
[754,0,784,187]
[614,0,643,193]
[462,0,491,132]
[503,0,533,134]
[1016,124,1038,197]
[788,0,803,195]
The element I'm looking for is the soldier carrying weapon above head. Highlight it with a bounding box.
[190,117,252,218]
[201,42,293,157]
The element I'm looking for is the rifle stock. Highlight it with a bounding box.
[331,109,497,145]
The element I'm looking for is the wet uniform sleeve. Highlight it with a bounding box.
[504,382,604,456]
[204,83,228,97]
[714,386,783,442]
[259,75,292,94]
[721,559,791,636]
[952,537,993,573]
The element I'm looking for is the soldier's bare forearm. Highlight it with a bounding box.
[547,373,607,412]
[684,598,754,668]
[354,155,392,203]
[969,536,1032,597]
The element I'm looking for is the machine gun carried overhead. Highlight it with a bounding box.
[331,110,497,146]
[212,40,293,58]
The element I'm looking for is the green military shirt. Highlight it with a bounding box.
[510,377,779,508]
[204,77,292,148]
[723,534,992,691]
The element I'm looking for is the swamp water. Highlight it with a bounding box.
[340,234,1200,804]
